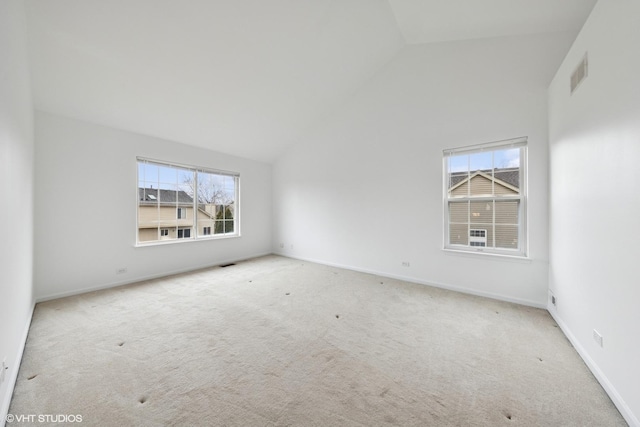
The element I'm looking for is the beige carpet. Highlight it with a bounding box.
[9,255,626,426]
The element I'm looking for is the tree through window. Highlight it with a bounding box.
[137,159,239,244]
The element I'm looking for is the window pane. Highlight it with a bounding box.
[158,165,178,185]
[494,148,520,169]
[447,155,469,196]
[449,224,469,245]
[139,162,159,182]
[470,201,492,224]
[495,225,518,249]
[495,201,519,225]
[469,174,494,197]
[448,155,468,174]
[449,201,468,224]
[469,151,492,173]
[471,224,494,247]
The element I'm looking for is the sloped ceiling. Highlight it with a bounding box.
[388,0,597,44]
[25,0,597,163]
[25,0,404,162]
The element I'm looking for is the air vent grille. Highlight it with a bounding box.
[570,54,588,95]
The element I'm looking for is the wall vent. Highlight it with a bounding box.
[570,53,588,95]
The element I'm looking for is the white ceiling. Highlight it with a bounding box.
[25,0,597,163]
[388,0,597,44]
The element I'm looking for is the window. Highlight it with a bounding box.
[469,229,487,247]
[177,228,191,239]
[443,137,527,257]
[137,158,239,244]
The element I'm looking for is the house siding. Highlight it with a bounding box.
[448,175,519,249]
[138,203,235,242]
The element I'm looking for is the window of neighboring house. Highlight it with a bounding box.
[137,158,240,245]
[443,137,527,257]
[469,229,487,247]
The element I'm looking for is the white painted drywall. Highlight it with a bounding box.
[0,0,35,422]
[548,1,640,424]
[273,32,576,307]
[25,0,404,163]
[34,112,272,301]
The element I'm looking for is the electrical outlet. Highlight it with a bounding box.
[548,290,557,308]
[593,330,603,348]
[116,267,128,275]
[279,243,284,249]
[1,358,7,384]
[401,261,410,267]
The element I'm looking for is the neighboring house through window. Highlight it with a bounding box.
[443,137,527,257]
[137,158,239,244]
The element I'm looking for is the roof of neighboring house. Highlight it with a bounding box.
[139,187,193,205]
[449,168,519,189]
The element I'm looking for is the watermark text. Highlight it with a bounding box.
[6,414,83,423]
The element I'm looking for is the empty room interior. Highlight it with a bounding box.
[1,0,639,425]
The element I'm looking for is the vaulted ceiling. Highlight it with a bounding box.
[25,0,597,162]
[388,0,597,44]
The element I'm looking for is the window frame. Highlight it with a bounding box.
[443,137,528,258]
[136,157,240,246]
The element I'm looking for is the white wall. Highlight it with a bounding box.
[0,0,35,423]
[548,1,640,425]
[273,32,576,307]
[34,112,272,300]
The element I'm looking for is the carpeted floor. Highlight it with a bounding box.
[9,255,626,426]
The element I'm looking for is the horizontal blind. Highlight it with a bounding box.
[137,157,240,178]
[443,136,527,157]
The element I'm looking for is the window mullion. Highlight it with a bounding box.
[194,169,198,240]
[492,199,496,249]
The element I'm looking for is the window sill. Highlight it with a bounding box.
[135,233,240,248]
[443,247,531,263]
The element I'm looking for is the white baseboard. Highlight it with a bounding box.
[1,302,35,427]
[36,251,273,303]
[548,308,639,427]
[274,252,546,309]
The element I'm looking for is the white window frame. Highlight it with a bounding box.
[443,137,527,257]
[136,157,240,246]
